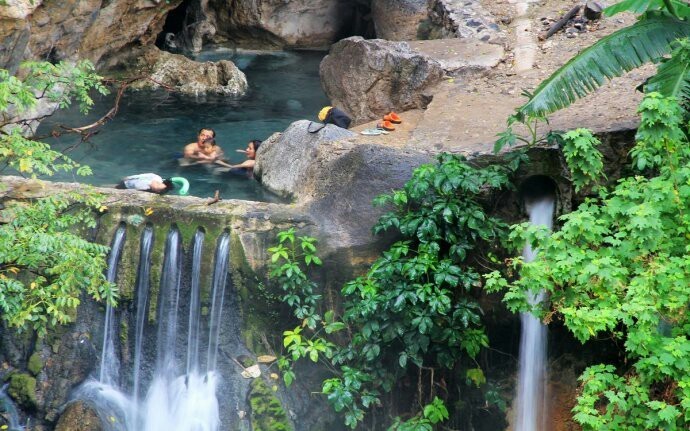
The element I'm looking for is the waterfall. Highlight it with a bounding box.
[100,224,126,385]
[207,232,230,372]
[187,229,205,375]
[515,198,554,431]
[138,228,226,431]
[132,225,154,405]
[0,384,23,430]
[74,225,232,431]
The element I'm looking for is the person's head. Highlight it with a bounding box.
[202,137,217,147]
[247,139,262,160]
[162,178,174,192]
[149,178,174,194]
[197,128,216,144]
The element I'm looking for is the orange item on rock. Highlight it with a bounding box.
[378,120,396,131]
[384,112,402,124]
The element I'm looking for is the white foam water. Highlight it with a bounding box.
[515,198,554,431]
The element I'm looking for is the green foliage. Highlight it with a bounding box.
[560,128,605,192]
[0,60,114,334]
[518,13,690,117]
[490,94,690,429]
[387,398,449,431]
[249,378,293,431]
[272,154,515,428]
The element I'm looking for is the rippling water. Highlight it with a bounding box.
[39,48,329,201]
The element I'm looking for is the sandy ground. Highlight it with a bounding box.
[351,0,645,155]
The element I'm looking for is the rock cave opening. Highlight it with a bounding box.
[337,0,377,40]
[155,0,192,52]
[518,174,559,218]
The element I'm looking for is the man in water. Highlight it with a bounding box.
[183,128,223,163]
[116,173,189,195]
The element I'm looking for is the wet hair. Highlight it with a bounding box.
[250,139,262,151]
[198,128,216,138]
[202,137,217,146]
[162,178,174,193]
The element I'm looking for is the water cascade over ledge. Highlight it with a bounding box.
[515,198,554,431]
[73,226,233,431]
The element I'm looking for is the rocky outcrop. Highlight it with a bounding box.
[428,0,504,44]
[212,0,354,49]
[129,47,248,96]
[320,37,445,125]
[371,0,428,41]
[407,38,505,77]
[255,120,432,254]
[0,0,180,70]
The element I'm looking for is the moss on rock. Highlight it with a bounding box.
[248,377,292,431]
[8,373,37,409]
[27,352,43,376]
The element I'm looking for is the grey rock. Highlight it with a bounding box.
[254,120,357,199]
[584,1,604,21]
[371,0,428,41]
[213,0,354,49]
[320,37,445,125]
[407,38,505,77]
[129,47,248,96]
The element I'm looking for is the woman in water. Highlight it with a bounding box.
[215,140,261,176]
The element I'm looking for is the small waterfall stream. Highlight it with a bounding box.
[0,384,23,430]
[100,224,126,386]
[78,225,232,431]
[515,198,554,431]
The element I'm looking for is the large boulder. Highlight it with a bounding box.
[320,37,445,125]
[371,0,428,41]
[130,47,248,96]
[254,120,357,199]
[212,0,354,49]
[428,0,504,44]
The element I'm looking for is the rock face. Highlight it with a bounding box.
[130,47,248,96]
[0,0,179,70]
[255,120,432,254]
[371,0,428,41]
[212,0,354,49]
[428,0,504,44]
[320,37,445,125]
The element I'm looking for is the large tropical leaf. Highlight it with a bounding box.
[646,38,690,104]
[605,0,690,18]
[518,14,690,117]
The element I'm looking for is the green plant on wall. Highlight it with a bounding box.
[0,60,115,334]
[271,154,517,428]
[487,93,690,429]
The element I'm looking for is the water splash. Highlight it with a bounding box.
[515,198,554,431]
[76,226,232,431]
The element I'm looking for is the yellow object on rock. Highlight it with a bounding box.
[318,106,332,122]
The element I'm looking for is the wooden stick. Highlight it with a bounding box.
[541,5,581,40]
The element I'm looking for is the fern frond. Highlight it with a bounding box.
[519,14,690,117]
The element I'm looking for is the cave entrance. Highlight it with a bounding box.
[338,0,376,40]
[519,175,559,209]
[155,0,192,51]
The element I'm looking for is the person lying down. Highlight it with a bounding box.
[116,173,189,195]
